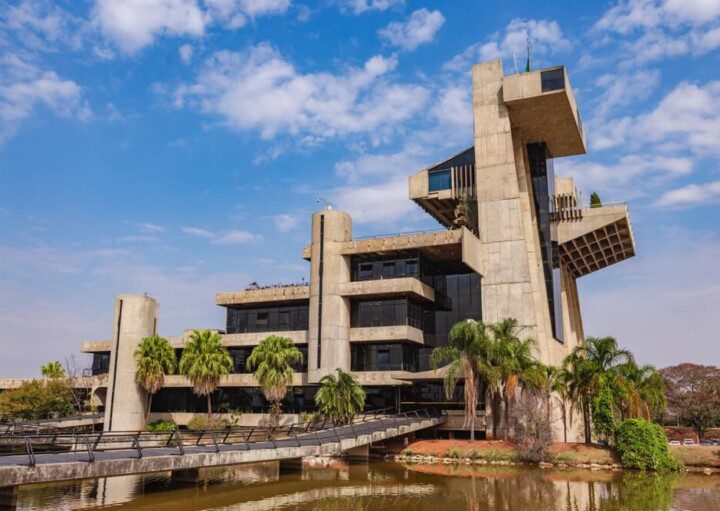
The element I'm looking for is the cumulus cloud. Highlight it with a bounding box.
[0,0,88,52]
[274,213,299,232]
[138,222,167,233]
[179,43,194,63]
[93,0,292,55]
[338,0,404,15]
[0,55,90,143]
[378,8,445,51]
[655,180,720,207]
[595,0,720,33]
[181,225,262,243]
[444,18,570,72]
[174,44,428,144]
[181,226,214,238]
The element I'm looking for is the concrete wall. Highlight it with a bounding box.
[103,294,158,432]
[308,210,352,383]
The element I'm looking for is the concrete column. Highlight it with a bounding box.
[103,294,158,432]
[308,209,352,384]
[344,444,369,460]
[0,486,18,510]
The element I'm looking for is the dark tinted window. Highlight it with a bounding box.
[226,304,309,334]
[91,352,110,375]
[541,68,565,92]
[429,169,451,191]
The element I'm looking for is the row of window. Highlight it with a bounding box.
[350,298,435,333]
[91,353,110,375]
[149,383,475,414]
[351,343,426,372]
[226,304,309,334]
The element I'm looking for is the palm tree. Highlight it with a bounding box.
[562,336,634,443]
[525,363,570,442]
[619,362,666,420]
[134,334,176,422]
[40,361,65,379]
[315,369,366,425]
[489,318,536,440]
[246,335,303,427]
[179,330,233,418]
[431,320,498,441]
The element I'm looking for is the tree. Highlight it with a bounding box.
[453,194,476,232]
[524,363,569,442]
[179,330,233,418]
[134,334,177,423]
[246,335,303,427]
[315,369,366,425]
[660,363,720,439]
[0,379,74,421]
[620,362,666,420]
[431,319,498,441]
[562,336,634,443]
[590,192,602,207]
[40,361,65,379]
[489,318,536,440]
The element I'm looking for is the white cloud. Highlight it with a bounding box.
[655,180,720,207]
[181,226,214,238]
[274,213,298,232]
[175,44,428,144]
[595,0,720,34]
[593,70,661,120]
[0,55,90,143]
[339,0,403,15]
[444,19,570,72]
[1,0,88,52]
[378,8,445,51]
[93,0,292,55]
[333,176,421,225]
[214,229,263,244]
[138,222,166,233]
[179,43,194,63]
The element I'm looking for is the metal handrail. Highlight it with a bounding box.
[353,228,450,241]
[0,408,438,467]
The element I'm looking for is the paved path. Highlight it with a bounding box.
[0,415,443,487]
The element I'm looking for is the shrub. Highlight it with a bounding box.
[446,447,464,459]
[615,419,680,470]
[0,379,74,421]
[147,419,176,432]
[186,415,230,431]
[592,378,616,440]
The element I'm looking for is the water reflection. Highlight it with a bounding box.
[14,461,720,511]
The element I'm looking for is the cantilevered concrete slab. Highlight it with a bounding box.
[339,277,435,303]
[502,66,586,157]
[216,286,310,306]
[557,204,635,278]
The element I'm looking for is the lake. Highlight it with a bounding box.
[13,460,720,510]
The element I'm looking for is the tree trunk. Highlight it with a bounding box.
[491,392,501,439]
[582,400,592,444]
[503,394,510,441]
[146,393,153,424]
[562,403,568,443]
[207,394,212,418]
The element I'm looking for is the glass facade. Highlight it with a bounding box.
[541,68,565,92]
[226,304,309,334]
[527,142,564,342]
[91,352,110,375]
[432,272,482,347]
[228,346,308,373]
[351,343,419,372]
[350,298,435,333]
[428,169,451,191]
[400,382,477,412]
[151,386,317,414]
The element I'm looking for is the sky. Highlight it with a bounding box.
[1,0,719,377]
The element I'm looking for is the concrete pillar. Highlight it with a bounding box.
[171,468,202,484]
[308,209,352,384]
[344,444,369,460]
[0,486,18,510]
[103,294,158,432]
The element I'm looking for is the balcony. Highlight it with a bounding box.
[502,66,586,157]
[340,277,436,303]
[349,325,426,345]
[408,147,476,228]
[216,285,310,307]
[557,203,636,278]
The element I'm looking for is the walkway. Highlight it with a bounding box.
[0,410,443,488]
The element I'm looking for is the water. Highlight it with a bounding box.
[14,461,720,510]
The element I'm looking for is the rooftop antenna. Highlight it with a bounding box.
[315,197,332,210]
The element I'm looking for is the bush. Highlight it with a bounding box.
[147,419,176,432]
[186,415,230,431]
[446,447,464,459]
[0,379,74,421]
[615,419,680,470]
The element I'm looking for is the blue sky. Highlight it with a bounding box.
[1,0,719,377]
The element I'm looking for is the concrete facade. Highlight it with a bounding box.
[0,59,635,442]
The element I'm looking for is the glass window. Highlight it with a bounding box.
[429,169,451,191]
[382,262,395,278]
[541,68,565,92]
[226,304,309,334]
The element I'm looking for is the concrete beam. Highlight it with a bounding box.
[344,444,369,460]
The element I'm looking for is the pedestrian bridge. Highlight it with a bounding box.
[0,409,443,505]
[1,414,103,435]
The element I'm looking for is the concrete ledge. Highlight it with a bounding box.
[349,325,425,345]
[216,286,310,306]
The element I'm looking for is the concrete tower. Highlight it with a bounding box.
[307,209,352,383]
[103,294,158,431]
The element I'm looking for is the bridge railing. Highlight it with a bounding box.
[0,408,439,467]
